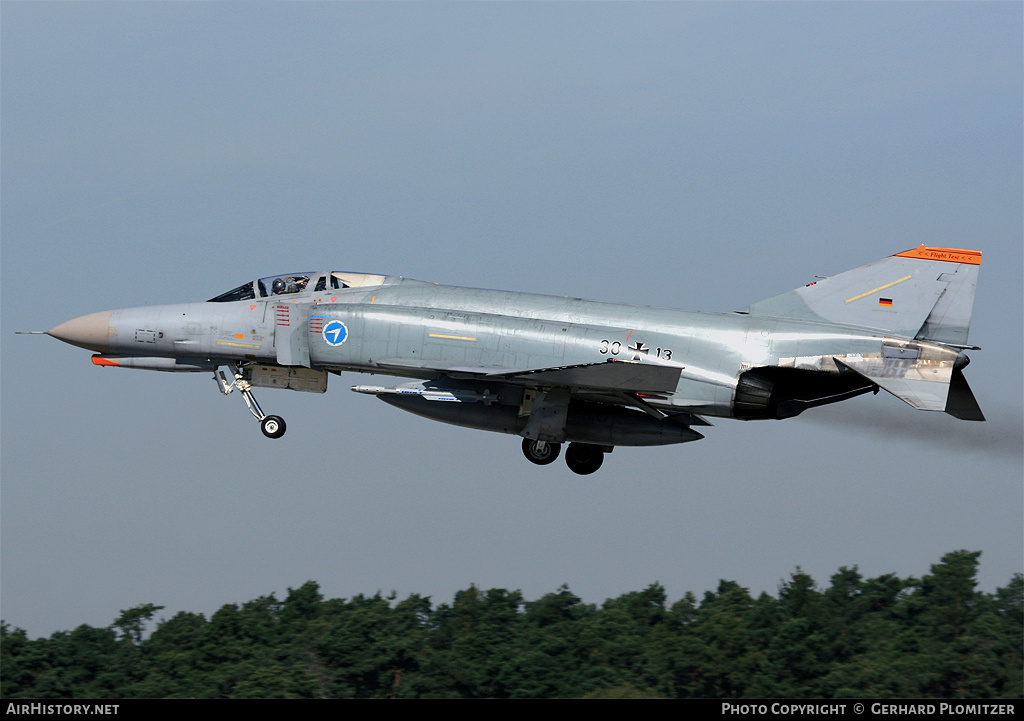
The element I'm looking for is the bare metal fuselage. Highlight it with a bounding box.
[41,248,983,473]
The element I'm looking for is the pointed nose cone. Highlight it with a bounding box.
[47,310,113,352]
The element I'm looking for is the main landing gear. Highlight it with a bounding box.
[215,364,287,439]
[565,442,604,475]
[521,438,606,475]
[522,438,560,465]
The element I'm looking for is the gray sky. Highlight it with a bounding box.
[2,2,1021,639]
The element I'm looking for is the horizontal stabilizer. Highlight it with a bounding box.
[833,339,960,412]
[944,366,985,421]
[832,338,985,420]
[837,358,950,411]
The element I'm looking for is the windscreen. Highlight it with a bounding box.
[208,281,256,303]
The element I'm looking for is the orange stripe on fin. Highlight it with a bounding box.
[894,245,981,265]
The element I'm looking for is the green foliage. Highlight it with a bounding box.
[1,552,1020,699]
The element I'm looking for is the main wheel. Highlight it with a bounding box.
[522,438,560,465]
[565,442,604,475]
[260,415,287,439]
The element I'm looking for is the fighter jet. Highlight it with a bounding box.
[33,246,983,474]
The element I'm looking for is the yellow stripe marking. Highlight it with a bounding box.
[429,333,477,341]
[216,341,262,348]
[845,275,912,304]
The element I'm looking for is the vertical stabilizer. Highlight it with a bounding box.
[741,246,981,343]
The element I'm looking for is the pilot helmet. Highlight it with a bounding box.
[271,278,287,294]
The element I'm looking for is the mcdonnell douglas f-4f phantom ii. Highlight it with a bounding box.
[34,245,984,475]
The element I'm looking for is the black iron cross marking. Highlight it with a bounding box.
[628,341,649,360]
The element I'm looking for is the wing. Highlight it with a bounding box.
[374,357,682,394]
[360,357,709,445]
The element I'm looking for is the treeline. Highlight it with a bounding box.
[1,550,1020,699]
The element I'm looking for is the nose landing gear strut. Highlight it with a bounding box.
[214,364,287,438]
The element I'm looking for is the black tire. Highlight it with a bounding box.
[565,442,604,475]
[522,438,560,465]
[261,415,287,439]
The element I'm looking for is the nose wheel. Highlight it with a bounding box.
[260,415,287,439]
[215,364,287,439]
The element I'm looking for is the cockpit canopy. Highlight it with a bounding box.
[208,272,386,302]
